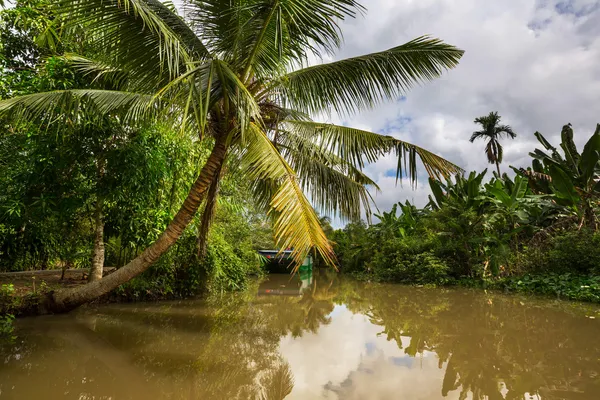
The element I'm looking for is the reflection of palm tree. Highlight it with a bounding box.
[260,362,294,400]
[298,279,336,332]
[441,355,460,397]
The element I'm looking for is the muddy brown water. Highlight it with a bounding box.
[1,273,599,399]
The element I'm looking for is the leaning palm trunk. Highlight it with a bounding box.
[196,171,221,259]
[88,198,105,283]
[46,138,229,313]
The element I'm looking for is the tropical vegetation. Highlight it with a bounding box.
[0,0,463,314]
[333,123,600,302]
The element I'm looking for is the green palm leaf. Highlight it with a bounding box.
[0,90,158,124]
[240,123,335,268]
[278,132,378,220]
[63,54,130,89]
[277,35,464,115]
[57,0,209,90]
[285,120,463,184]
[186,0,363,78]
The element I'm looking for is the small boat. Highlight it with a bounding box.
[257,250,313,274]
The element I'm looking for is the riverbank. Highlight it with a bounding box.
[2,268,598,321]
[348,272,600,303]
[2,267,598,345]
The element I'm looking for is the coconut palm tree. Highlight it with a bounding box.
[0,0,464,312]
[470,112,516,175]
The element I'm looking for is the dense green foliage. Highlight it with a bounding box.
[0,1,279,301]
[0,285,16,342]
[333,124,600,302]
[112,182,274,300]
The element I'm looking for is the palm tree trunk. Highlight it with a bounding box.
[196,168,223,259]
[88,198,105,283]
[496,162,501,176]
[46,137,229,313]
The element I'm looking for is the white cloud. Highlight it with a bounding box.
[322,0,600,217]
[280,305,458,400]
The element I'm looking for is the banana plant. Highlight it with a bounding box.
[373,200,424,238]
[484,174,555,228]
[523,123,600,228]
[427,170,488,211]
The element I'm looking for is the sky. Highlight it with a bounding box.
[311,0,600,219]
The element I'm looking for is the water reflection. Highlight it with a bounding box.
[1,272,599,399]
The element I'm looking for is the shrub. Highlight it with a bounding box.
[364,235,450,285]
[0,284,16,314]
[113,224,262,301]
[499,273,600,303]
[374,250,450,285]
[517,230,600,275]
[202,232,250,293]
[0,313,15,343]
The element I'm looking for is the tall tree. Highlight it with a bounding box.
[470,112,516,175]
[0,0,464,313]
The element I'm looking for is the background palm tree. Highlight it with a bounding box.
[0,0,464,312]
[470,112,516,175]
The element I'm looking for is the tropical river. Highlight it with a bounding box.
[1,272,599,399]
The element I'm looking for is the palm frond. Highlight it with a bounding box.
[260,363,294,400]
[0,90,158,125]
[151,61,214,134]
[183,0,249,69]
[63,54,130,89]
[278,131,378,221]
[277,36,464,115]
[185,0,363,77]
[213,59,265,138]
[485,139,500,164]
[496,124,516,139]
[496,141,504,164]
[241,0,364,79]
[240,123,335,269]
[469,130,488,143]
[57,0,209,91]
[285,121,463,184]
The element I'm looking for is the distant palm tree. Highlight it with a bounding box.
[470,112,516,175]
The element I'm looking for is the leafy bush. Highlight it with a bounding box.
[202,232,250,293]
[525,230,600,275]
[383,251,450,285]
[113,210,264,301]
[0,313,15,343]
[499,273,600,303]
[0,284,16,314]
[349,234,450,285]
[331,221,372,274]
